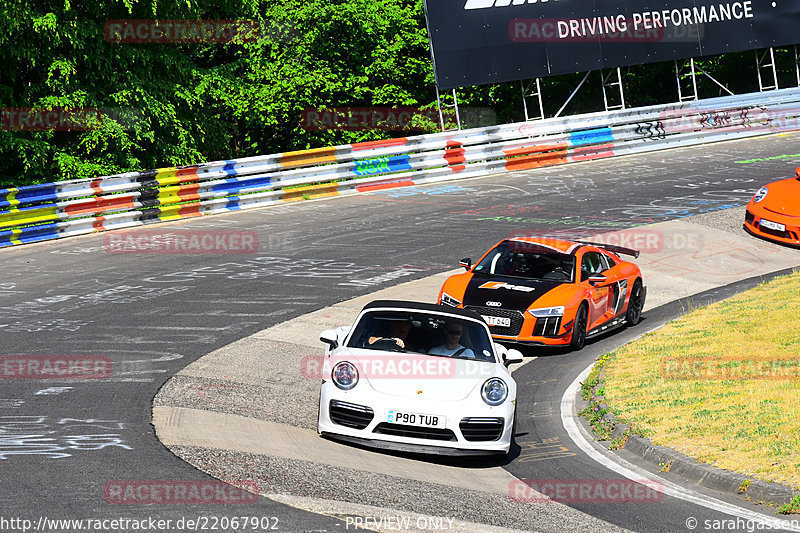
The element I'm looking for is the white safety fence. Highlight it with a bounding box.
[2,87,799,247]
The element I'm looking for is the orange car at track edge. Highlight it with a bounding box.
[437,237,646,351]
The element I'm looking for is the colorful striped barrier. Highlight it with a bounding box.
[2,87,800,248]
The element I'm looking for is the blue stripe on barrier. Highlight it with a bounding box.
[570,127,614,146]
[353,155,412,177]
[211,176,272,194]
[0,222,60,246]
[0,184,61,208]
[222,160,238,178]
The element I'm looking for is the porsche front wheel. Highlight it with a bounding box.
[570,303,589,351]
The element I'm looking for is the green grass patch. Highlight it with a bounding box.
[601,270,800,490]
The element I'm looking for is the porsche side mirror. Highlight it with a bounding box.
[588,274,607,285]
[319,329,339,349]
[503,348,524,367]
[459,258,472,270]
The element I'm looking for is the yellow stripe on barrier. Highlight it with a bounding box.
[0,205,60,230]
[156,190,185,207]
[153,167,184,186]
[156,202,202,221]
[155,203,185,221]
[280,147,338,169]
[9,228,23,246]
[281,183,340,202]
[6,188,20,208]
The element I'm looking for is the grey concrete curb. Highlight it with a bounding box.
[623,435,798,506]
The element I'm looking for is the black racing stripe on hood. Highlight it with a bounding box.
[462,275,563,310]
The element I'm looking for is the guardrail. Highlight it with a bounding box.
[2,88,800,248]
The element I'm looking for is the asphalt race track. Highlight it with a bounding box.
[1,131,799,532]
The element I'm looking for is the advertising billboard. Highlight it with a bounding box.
[424,0,800,90]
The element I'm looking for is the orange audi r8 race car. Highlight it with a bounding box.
[743,167,800,247]
[437,237,646,350]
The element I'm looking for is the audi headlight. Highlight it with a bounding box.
[528,306,565,318]
[753,186,768,203]
[332,361,358,390]
[481,378,508,406]
[440,292,462,307]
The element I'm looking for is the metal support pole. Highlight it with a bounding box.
[795,45,800,88]
[435,87,462,132]
[553,71,591,118]
[601,67,625,111]
[694,66,734,97]
[756,48,778,91]
[521,79,545,121]
[675,59,698,101]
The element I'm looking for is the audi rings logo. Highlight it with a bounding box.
[486,301,502,307]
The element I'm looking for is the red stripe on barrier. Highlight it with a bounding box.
[176,167,201,180]
[356,180,415,192]
[352,138,409,151]
[176,183,202,200]
[178,204,203,217]
[90,179,104,195]
[504,143,568,171]
[444,141,465,172]
[93,216,106,231]
[64,194,137,215]
[571,143,615,161]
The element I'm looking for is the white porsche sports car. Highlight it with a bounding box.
[317,300,523,455]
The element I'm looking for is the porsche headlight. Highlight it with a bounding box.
[528,306,565,318]
[332,361,358,390]
[440,292,462,307]
[481,378,508,406]
[753,186,768,203]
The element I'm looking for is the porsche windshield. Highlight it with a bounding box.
[346,311,496,362]
[473,240,576,283]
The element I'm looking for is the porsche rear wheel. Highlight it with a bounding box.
[570,303,589,351]
[625,279,644,326]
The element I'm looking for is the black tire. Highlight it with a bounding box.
[506,406,518,456]
[570,303,589,351]
[625,279,644,326]
[316,398,322,435]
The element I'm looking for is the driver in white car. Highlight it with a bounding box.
[428,321,475,358]
[368,320,411,349]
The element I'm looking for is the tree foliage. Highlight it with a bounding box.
[0,0,433,188]
[0,0,778,188]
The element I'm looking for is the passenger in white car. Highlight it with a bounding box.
[428,322,475,358]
